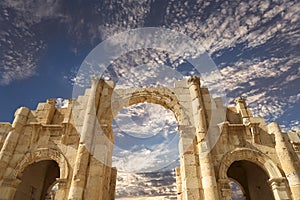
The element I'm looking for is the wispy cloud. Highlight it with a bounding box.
[0,14,46,85]
[0,0,63,85]
[219,57,299,126]
[161,0,299,129]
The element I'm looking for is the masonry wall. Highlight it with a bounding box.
[0,93,117,200]
[0,77,299,200]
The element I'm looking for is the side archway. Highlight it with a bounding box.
[11,148,69,181]
[8,148,69,200]
[219,148,282,180]
[219,148,292,200]
[11,148,69,180]
[14,160,59,200]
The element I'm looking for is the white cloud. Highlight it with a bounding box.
[1,0,63,24]
[0,26,46,85]
[55,98,69,108]
[217,56,299,128]
[280,120,300,132]
[0,1,53,85]
[115,171,177,199]
[113,103,177,138]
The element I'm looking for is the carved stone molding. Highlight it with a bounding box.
[11,148,68,180]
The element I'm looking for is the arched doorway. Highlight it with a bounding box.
[227,160,274,200]
[219,148,293,200]
[70,80,202,199]
[14,160,60,200]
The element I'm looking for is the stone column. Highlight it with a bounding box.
[187,77,207,139]
[249,122,260,144]
[218,179,232,200]
[234,97,252,125]
[187,77,219,200]
[68,78,100,200]
[268,177,292,200]
[175,167,183,200]
[0,178,21,200]
[198,150,219,200]
[0,107,30,181]
[179,125,201,200]
[268,122,300,200]
[109,167,117,200]
[54,179,68,200]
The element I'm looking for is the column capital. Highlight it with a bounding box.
[268,177,287,188]
[56,178,67,189]
[187,76,201,86]
[234,97,246,104]
[218,178,231,185]
[1,178,21,188]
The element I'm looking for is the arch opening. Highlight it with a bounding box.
[14,160,60,200]
[112,102,179,198]
[227,160,274,200]
[45,181,59,200]
[229,179,246,200]
[111,87,184,125]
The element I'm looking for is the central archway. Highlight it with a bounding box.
[112,102,179,198]
[85,79,204,199]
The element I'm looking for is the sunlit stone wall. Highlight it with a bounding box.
[0,77,299,200]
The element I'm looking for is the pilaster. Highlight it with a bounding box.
[68,78,101,200]
[268,122,300,200]
[179,125,201,200]
[218,179,232,200]
[0,107,30,181]
[0,178,21,200]
[187,77,219,200]
[268,177,292,200]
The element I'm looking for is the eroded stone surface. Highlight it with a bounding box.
[0,77,299,200]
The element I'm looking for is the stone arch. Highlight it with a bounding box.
[105,87,186,198]
[14,160,60,200]
[111,87,190,126]
[11,148,68,180]
[219,148,283,180]
[218,148,293,200]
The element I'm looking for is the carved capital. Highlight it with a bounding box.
[2,178,21,188]
[268,177,287,189]
[56,178,67,189]
[218,178,231,189]
[187,76,201,86]
[234,97,246,104]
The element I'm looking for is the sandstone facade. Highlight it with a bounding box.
[0,77,299,200]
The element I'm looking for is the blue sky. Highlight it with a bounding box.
[1,0,299,198]
[1,0,299,127]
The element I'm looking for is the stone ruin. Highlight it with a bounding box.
[0,77,299,200]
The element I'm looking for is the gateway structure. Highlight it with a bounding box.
[0,77,299,200]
